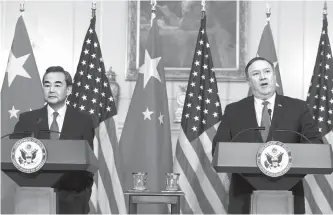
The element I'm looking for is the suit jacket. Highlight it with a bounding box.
[213,95,323,196]
[11,105,95,191]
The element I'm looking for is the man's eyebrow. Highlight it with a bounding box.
[55,81,63,84]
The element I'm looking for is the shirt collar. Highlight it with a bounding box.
[254,92,276,106]
[47,104,67,118]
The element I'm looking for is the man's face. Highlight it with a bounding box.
[43,72,71,108]
[247,60,276,100]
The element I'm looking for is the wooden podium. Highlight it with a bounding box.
[212,142,333,214]
[1,139,98,214]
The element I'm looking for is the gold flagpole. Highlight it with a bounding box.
[92,1,96,18]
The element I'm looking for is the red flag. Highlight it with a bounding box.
[304,13,333,214]
[173,14,229,214]
[67,16,126,214]
[248,21,283,96]
[1,15,44,214]
[119,16,173,214]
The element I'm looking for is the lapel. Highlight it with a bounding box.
[267,94,284,141]
[38,106,50,139]
[60,106,72,139]
[248,96,263,142]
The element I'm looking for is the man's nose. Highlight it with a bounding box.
[49,86,55,92]
[259,72,267,80]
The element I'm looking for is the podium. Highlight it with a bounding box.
[212,142,333,214]
[1,139,98,214]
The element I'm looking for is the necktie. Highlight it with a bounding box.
[50,112,59,139]
[260,101,270,142]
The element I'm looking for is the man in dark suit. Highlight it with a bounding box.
[213,57,323,214]
[12,66,95,214]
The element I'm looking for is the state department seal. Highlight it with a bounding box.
[256,141,292,177]
[11,137,47,174]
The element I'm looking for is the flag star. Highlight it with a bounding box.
[187,103,192,108]
[327,53,331,59]
[318,117,323,122]
[185,113,189,118]
[325,75,328,80]
[195,61,200,66]
[8,105,20,119]
[99,102,103,107]
[6,52,31,87]
[79,70,84,75]
[203,64,208,69]
[192,126,197,131]
[190,82,195,87]
[201,75,205,79]
[329,109,333,114]
[93,88,98,93]
[91,53,96,58]
[98,67,102,72]
[84,84,89,90]
[101,92,105,97]
[73,103,77,108]
[330,99,333,104]
[66,100,70,105]
[203,109,208,114]
[91,98,97,103]
[215,101,220,107]
[200,85,203,90]
[139,50,162,88]
[331,88,333,93]
[328,120,331,124]
[206,43,210,48]
[205,54,209,59]
[325,64,330,70]
[84,49,89,55]
[315,95,318,98]
[210,78,215,83]
[108,96,114,101]
[89,28,93,33]
[100,57,103,62]
[201,29,205,34]
[197,50,202,56]
[89,63,95,69]
[81,60,86,65]
[202,119,206,124]
[198,95,202,100]
[205,98,211,104]
[106,106,111,111]
[79,105,85,111]
[323,86,327,90]
[142,107,154,120]
[95,77,100,82]
[193,71,198,76]
[196,105,201,111]
[87,74,92,79]
[94,42,98,47]
[319,127,322,132]
[199,40,203,45]
[189,92,193,97]
[158,113,164,124]
[322,41,325,45]
[320,106,325,111]
[89,109,95,114]
[103,82,108,87]
[321,51,324,55]
[77,82,81,87]
[75,92,79,97]
[194,116,199,121]
[321,96,326,101]
[207,88,213,93]
[213,112,218,117]
[313,105,317,109]
[323,30,326,34]
[82,95,87,100]
[86,39,91,44]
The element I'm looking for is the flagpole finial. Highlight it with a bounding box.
[150,0,156,26]
[92,1,96,18]
[20,1,25,13]
[201,0,206,18]
[266,3,271,21]
[323,1,327,16]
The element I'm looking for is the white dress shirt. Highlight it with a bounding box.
[47,104,67,133]
[254,93,276,126]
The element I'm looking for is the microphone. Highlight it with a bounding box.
[1,131,33,139]
[33,117,43,138]
[275,129,313,143]
[231,127,265,142]
[38,129,70,139]
[268,109,274,141]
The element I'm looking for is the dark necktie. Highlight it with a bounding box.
[260,101,270,142]
[50,112,59,139]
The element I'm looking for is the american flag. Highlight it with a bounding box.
[305,11,333,214]
[173,14,229,214]
[67,15,126,214]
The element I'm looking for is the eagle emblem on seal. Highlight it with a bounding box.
[18,144,38,165]
[264,146,284,169]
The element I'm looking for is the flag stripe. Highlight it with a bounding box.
[305,175,332,213]
[173,148,201,214]
[304,177,323,214]
[313,175,333,211]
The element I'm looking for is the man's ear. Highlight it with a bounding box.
[66,85,72,96]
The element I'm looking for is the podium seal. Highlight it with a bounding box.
[256,141,292,177]
[11,137,47,173]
